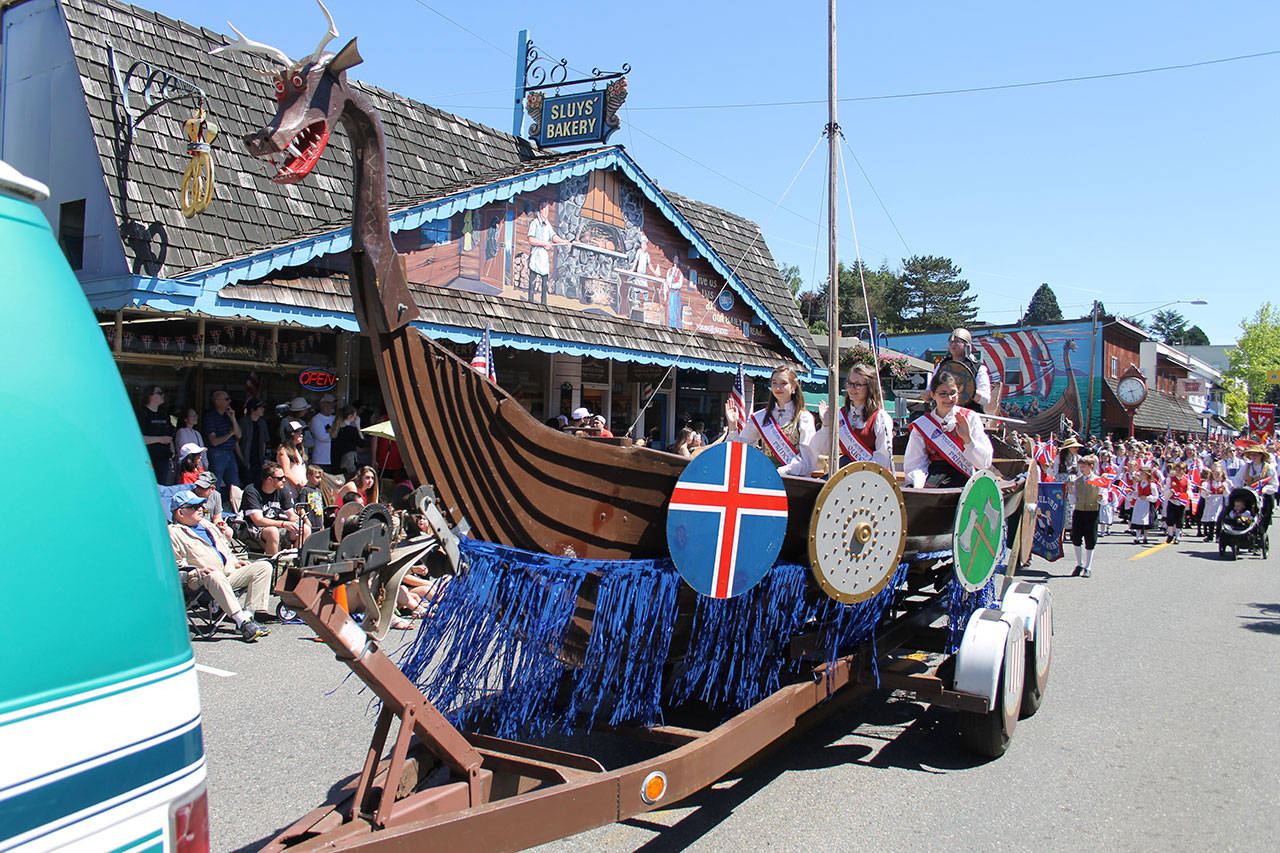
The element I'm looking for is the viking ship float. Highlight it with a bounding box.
[214,3,1055,849]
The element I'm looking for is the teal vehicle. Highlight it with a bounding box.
[0,162,207,851]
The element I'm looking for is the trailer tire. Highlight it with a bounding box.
[959,626,1023,759]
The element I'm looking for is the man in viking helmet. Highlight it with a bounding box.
[927,327,991,412]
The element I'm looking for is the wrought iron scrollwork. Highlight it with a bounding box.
[524,41,568,90]
[108,41,207,131]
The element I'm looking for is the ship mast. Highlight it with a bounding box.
[825,0,840,471]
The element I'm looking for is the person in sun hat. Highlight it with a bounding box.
[310,393,339,472]
[279,396,311,445]
[175,440,208,485]
[167,490,271,642]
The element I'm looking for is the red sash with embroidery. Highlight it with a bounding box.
[837,407,877,464]
[910,412,974,477]
[751,409,800,466]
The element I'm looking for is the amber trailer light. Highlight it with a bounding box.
[640,771,668,805]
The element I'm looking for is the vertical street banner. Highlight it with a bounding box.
[1247,403,1275,438]
[1031,481,1066,562]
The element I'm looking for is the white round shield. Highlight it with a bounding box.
[808,462,907,604]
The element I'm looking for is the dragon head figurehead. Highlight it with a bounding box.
[210,0,362,184]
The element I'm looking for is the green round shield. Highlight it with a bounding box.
[952,471,1005,591]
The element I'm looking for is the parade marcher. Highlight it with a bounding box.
[810,363,894,473]
[1067,454,1101,577]
[927,328,991,410]
[725,365,817,477]
[1097,450,1118,536]
[1129,468,1158,545]
[903,370,993,488]
[168,490,271,642]
[1164,460,1191,544]
[136,385,174,484]
[1201,464,1229,542]
[1241,444,1277,527]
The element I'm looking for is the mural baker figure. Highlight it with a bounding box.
[527,198,570,305]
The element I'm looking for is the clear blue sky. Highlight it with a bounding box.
[144,0,1277,343]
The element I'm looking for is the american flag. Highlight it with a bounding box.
[470,324,496,382]
[729,363,747,428]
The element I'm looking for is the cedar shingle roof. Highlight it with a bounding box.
[1103,378,1208,432]
[665,191,821,366]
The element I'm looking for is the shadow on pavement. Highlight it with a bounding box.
[1240,602,1280,635]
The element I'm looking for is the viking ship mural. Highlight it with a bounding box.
[206,3,1052,848]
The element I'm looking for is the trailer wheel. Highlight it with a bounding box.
[276,602,298,623]
[958,623,1024,759]
[959,660,1022,759]
[1020,608,1052,718]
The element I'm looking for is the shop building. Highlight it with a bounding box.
[888,316,1226,441]
[2,0,820,448]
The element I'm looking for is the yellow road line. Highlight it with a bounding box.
[1129,542,1171,561]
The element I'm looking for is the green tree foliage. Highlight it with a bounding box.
[899,255,977,331]
[1149,309,1190,344]
[1090,300,1107,318]
[1021,283,1063,325]
[1223,376,1249,429]
[806,260,905,336]
[779,263,804,299]
[1227,303,1280,405]
[1183,325,1210,346]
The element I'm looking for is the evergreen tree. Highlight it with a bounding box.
[898,255,977,331]
[1183,325,1210,346]
[1150,309,1190,344]
[1021,283,1063,325]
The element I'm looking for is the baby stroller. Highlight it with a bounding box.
[1217,487,1271,560]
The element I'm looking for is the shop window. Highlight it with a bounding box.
[582,171,624,227]
[59,199,86,270]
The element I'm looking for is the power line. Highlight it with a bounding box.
[623,48,1280,112]
[406,0,512,58]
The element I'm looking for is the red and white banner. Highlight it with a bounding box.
[1248,403,1275,437]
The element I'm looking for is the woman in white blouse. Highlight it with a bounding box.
[903,370,992,488]
[725,365,817,477]
[810,363,894,473]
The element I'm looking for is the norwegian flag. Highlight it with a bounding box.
[729,364,747,428]
[1188,467,1203,513]
[1109,478,1133,505]
[470,324,496,382]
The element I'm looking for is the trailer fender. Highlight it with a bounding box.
[1001,581,1052,714]
[953,607,1025,714]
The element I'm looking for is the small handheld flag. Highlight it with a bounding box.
[729,364,747,428]
[470,324,496,382]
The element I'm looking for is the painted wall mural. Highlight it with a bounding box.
[889,320,1105,438]
[393,169,761,342]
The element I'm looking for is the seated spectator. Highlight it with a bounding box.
[191,471,233,540]
[588,415,614,438]
[337,465,380,508]
[176,441,207,485]
[297,464,331,532]
[168,490,270,642]
[240,462,308,556]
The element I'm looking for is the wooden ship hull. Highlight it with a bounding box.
[376,324,1027,562]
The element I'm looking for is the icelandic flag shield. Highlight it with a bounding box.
[666,442,789,598]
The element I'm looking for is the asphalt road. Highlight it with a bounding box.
[195,530,1280,852]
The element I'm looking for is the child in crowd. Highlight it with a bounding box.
[296,464,330,533]
[1163,461,1190,545]
[1130,469,1158,545]
[1067,454,1101,577]
[1200,464,1229,542]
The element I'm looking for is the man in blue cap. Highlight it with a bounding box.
[167,490,271,641]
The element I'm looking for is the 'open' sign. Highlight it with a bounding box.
[299,368,338,392]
